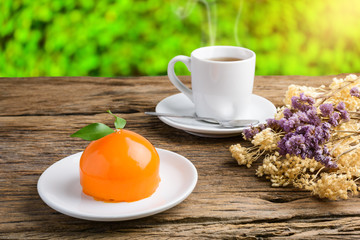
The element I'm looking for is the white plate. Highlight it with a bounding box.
[37,148,198,221]
[155,93,277,138]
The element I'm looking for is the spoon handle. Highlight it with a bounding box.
[145,112,217,122]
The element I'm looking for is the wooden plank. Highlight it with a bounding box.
[1,74,348,116]
[1,74,360,239]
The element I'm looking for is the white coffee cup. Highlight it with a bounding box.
[167,46,256,120]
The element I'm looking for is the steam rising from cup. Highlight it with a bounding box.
[172,0,244,46]
[173,0,217,46]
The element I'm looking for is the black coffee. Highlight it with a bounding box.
[207,57,243,62]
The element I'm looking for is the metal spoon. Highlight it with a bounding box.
[145,112,259,128]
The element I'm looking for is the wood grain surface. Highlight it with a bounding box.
[1,74,360,239]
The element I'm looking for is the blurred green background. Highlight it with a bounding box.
[1,0,360,77]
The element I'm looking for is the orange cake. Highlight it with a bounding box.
[79,129,161,202]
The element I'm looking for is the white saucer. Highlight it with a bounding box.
[155,93,277,138]
[37,148,198,221]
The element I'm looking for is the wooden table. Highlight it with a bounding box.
[2,74,360,239]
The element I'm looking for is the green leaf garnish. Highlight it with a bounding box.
[70,110,126,141]
[70,123,114,141]
[107,110,126,129]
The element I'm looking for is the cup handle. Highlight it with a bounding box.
[167,55,193,102]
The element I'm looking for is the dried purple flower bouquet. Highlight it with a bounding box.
[230,74,360,200]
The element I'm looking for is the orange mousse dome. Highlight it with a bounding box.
[79,129,160,202]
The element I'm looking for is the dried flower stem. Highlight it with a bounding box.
[336,143,360,160]
[314,166,325,179]
[331,133,359,143]
[315,80,357,106]
[330,139,344,154]
[336,130,360,134]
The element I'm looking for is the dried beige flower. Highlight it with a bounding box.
[251,128,280,151]
[309,173,358,200]
[229,144,262,168]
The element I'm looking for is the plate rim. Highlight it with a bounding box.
[37,148,198,221]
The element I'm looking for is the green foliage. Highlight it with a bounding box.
[1,0,360,77]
